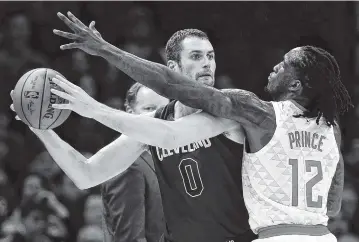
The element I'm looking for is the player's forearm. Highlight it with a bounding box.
[31,129,92,188]
[98,42,171,95]
[32,129,144,189]
[93,104,178,148]
[97,42,233,117]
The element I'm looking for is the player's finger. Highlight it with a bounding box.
[54,75,79,90]
[10,104,15,112]
[67,11,87,29]
[53,29,79,40]
[52,78,73,93]
[89,21,102,38]
[89,21,96,31]
[57,12,81,32]
[15,115,20,121]
[10,90,14,100]
[51,104,72,110]
[60,42,82,50]
[50,89,75,102]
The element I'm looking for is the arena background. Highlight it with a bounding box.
[0,1,358,242]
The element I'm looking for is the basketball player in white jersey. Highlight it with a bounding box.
[49,12,352,241]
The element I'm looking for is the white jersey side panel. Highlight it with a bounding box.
[242,100,340,234]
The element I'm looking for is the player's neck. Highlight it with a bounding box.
[173,101,199,119]
[291,96,311,110]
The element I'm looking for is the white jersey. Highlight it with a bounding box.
[242,100,340,234]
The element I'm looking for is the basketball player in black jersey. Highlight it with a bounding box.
[10,12,257,242]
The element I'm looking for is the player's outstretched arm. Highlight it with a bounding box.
[53,12,274,128]
[93,106,245,147]
[31,129,146,189]
[50,76,244,148]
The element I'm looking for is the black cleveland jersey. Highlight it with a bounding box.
[149,101,255,242]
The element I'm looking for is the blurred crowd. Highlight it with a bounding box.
[0,2,358,242]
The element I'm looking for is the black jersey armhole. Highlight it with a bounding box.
[149,100,177,161]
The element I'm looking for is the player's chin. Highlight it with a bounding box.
[197,76,215,86]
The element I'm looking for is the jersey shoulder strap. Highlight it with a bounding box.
[154,100,177,120]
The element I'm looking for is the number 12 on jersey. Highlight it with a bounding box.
[289,159,323,208]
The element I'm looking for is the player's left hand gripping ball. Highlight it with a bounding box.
[50,75,100,119]
[53,11,105,56]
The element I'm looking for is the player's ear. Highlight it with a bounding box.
[126,106,134,114]
[288,79,302,92]
[167,60,179,72]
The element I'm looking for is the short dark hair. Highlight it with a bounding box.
[165,29,209,63]
[286,46,353,126]
[124,82,144,111]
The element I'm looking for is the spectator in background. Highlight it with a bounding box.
[28,152,61,182]
[0,169,17,228]
[338,234,359,242]
[0,112,25,185]
[101,82,167,242]
[0,13,48,111]
[344,138,359,166]
[46,214,68,242]
[54,174,88,242]
[341,185,359,234]
[77,225,103,242]
[0,13,48,74]
[1,192,64,242]
[72,51,98,98]
[215,75,236,89]
[83,195,102,228]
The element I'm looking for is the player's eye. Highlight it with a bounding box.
[208,54,215,60]
[191,54,202,60]
[144,106,155,111]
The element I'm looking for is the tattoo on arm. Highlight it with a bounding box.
[99,44,275,128]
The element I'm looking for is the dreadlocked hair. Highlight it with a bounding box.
[287,46,353,126]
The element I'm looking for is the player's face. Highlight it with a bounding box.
[131,87,169,114]
[10,15,30,42]
[23,175,43,199]
[177,37,216,86]
[266,58,296,101]
[23,210,47,236]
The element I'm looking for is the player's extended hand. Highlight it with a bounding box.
[53,11,105,56]
[50,75,100,119]
[10,90,47,134]
[9,91,20,122]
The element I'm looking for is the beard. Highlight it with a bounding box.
[264,81,288,101]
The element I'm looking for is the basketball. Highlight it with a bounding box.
[12,68,72,130]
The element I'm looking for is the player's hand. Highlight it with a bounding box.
[9,90,21,122]
[50,75,100,119]
[10,91,49,134]
[53,11,105,56]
